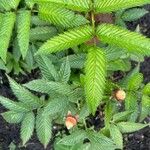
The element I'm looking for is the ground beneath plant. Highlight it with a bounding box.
[0,5,150,150]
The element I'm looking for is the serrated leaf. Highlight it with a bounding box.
[23,79,73,96]
[36,25,93,55]
[36,111,52,148]
[0,96,29,112]
[143,83,150,95]
[85,47,106,114]
[127,73,143,91]
[58,130,87,146]
[36,55,59,81]
[110,124,123,149]
[43,97,69,116]
[17,10,31,59]
[21,112,35,145]
[1,111,24,123]
[7,75,42,109]
[122,8,148,21]
[34,0,90,12]
[59,57,71,83]
[117,122,148,133]
[30,26,57,42]
[0,12,16,62]
[94,0,150,13]
[0,0,20,11]
[97,23,150,56]
[38,3,89,28]
[112,111,133,123]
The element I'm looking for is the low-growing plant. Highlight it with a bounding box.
[0,0,150,149]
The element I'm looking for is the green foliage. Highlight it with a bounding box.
[17,10,31,59]
[0,12,16,62]
[122,8,148,21]
[36,25,93,55]
[34,0,91,12]
[36,111,52,148]
[94,0,150,13]
[97,23,150,56]
[0,0,150,149]
[38,3,89,28]
[21,112,35,145]
[85,47,106,114]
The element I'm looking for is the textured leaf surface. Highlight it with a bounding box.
[43,97,69,115]
[24,79,73,96]
[34,0,90,12]
[0,0,20,11]
[38,3,89,28]
[17,10,31,59]
[97,24,150,56]
[1,111,24,123]
[59,57,71,83]
[94,0,150,13]
[117,122,148,133]
[36,56,58,81]
[110,124,123,149]
[122,8,148,21]
[36,26,93,55]
[30,26,57,41]
[85,47,106,114]
[36,111,52,148]
[58,130,87,146]
[21,112,35,145]
[7,76,42,109]
[0,12,16,62]
[0,96,29,112]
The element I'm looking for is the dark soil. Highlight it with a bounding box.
[0,5,150,150]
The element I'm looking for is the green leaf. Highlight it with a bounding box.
[97,23,150,56]
[125,92,138,122]
[112,111,133,123]
[0,0,20,11]
[85,47,106,114]
[94,0,150,13]
[30,26,57,42]
[117,122,148,133]
[7,75,42,109]
[60,54,86,69]
[1,111,24,123]
[122,8,148,21]
[36,25,93,55]
[140,95,150,121]
[110,124,123,149]
[79,103,90,121]
[43,97,69,116]
[25,0,34,8]
[36,111,52,148]
[143,83,150,95]
[21,112,35,145]
[0,96,29,112]
[34,0,90,12]
[38,3,89,28]
[24,79,73,96]
[36,55,59,81]
[127,73,143,91]
[0,12,16,62]
[17,10,31,59]
[59,57,71,83]
[58,130,87,146]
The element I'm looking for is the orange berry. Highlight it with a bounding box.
[65,111,78,129]
[115,90,126,101]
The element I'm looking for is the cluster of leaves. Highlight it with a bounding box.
[0,0,150,149]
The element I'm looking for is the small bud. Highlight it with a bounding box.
[115,89,126,101]
[65,111,78,130]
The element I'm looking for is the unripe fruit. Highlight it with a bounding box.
[65,111,78,130]
[115,89,126,101]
